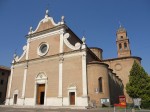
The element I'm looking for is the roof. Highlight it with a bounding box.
[117,25,126,33]
[89,47,103,52]
[103,56,142,62]
[88,61,109,67]
[0,65,10,71]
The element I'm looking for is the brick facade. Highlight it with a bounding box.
[6,10,140,108]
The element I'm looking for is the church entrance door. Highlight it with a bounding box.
[13,94,17,104]
[69,92,75,105]
[37,84,45,105]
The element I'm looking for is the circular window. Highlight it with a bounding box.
[38,43,49,56]
[40,44,47,53]
[115,63,122,71]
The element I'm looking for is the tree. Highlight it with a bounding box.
[126,61,150,108]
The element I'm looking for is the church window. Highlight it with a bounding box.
[0,92,2,98]
[98,77,103,92]
[119,43,122,50]
[2,72,5,75]
[124,43,127,49]
[40,44,47,53]
[120,36,123,39]
[38,43,49,56]
[0,80,4,85]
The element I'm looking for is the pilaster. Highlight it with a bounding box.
[82,50,88,97]
[26,38,30,60]
[21,62,28,105]
[59,30,64,53]
[5,65,14,105]
[7,65,14,98]
[58,55,64,98]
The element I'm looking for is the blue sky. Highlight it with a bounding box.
[0,0,150,74]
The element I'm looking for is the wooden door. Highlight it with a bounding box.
[14,94,17,104]
[70,92,75,105]
[37,84,45,105]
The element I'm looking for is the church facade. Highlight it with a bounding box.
[5,10,141,108]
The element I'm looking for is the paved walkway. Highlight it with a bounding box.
[0,106,150,112]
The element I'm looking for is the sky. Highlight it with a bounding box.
[0,0,150,74]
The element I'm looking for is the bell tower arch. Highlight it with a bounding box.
[116,25,131,57]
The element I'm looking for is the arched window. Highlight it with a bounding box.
[119,43,122,50]
[124,43,127,49]
[98,77,103,92]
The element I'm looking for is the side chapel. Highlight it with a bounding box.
[6,10,141,108]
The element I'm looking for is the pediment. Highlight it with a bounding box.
[36,72,47,80]
[33,17,59,33]
[28,10,62,34]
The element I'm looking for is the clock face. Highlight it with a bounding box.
[115,63,122,71]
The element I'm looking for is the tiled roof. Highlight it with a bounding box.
[0,65,10,71]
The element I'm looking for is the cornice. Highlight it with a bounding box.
[26,24,68,39]
[103,56,142,62]
[12,49,86,65]
[87,61,109,67]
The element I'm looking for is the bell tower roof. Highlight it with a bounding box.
[117,25,126,34]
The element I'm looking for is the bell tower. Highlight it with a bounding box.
[116,25,131,57]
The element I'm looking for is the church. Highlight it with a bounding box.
[5,10,141,108]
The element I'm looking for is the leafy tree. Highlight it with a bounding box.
[126,61,150,108]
